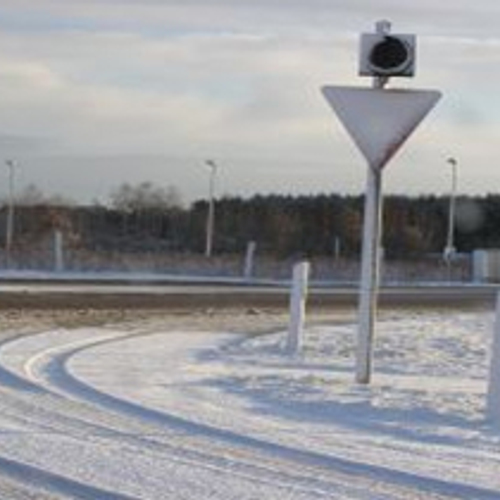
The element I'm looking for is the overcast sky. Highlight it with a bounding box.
[0,0,499,204]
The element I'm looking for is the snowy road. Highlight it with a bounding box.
[0,310,499,499]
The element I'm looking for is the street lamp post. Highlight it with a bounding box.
[205,159,217,258]
[5,159,15,268]
[444,157,457,266]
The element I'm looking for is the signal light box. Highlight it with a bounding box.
[359,33,416,77]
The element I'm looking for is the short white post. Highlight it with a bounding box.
[334,237,341,260]
[286,261,310,355]
[54,230,64,272]
[487,292,500,426]
[243,241,257,279]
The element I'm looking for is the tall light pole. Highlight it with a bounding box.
[444,157,457,264]
[205,159,217,258]
[5,159,15,268]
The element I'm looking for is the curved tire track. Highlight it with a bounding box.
[0,328,498,499]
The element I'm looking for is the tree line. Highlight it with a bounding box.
[1,182,499,259]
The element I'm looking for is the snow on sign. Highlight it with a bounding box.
[322,86,441,170]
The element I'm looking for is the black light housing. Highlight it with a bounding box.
[359,33,416,77]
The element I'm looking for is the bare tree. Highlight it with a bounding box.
[109,182,183,212]
[12,183,74,207]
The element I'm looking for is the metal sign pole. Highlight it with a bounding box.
[356,163,383,384]
[321,20,441,384]
[355,21,389,384]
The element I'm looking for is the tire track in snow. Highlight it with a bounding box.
[0,455,135,500]
[0,330,367,499]
[1,327,499,499]
[0,332,142,499]
[21,328,500,500]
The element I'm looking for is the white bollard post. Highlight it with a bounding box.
[286,261,310,355]
[487,292,500,427]
[243,241,257,280]
[54,230,64,272]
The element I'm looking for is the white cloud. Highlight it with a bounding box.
[0,1,498,201]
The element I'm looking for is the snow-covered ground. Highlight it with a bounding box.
[0,307,499,498]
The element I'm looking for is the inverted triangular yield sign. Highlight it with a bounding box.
[322,86,441,170]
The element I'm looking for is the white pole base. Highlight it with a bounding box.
[286,261,310,356]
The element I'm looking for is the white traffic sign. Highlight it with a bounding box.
[322,86,441,170]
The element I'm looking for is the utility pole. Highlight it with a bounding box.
[444,157,457,267]
[205,159,217,258]
[5,159,15,268]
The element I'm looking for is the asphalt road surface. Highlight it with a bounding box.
[0,281,497,310]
